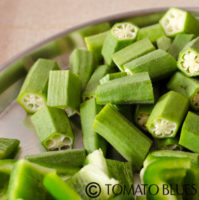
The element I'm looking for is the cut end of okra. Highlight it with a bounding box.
[148,118,177,137]
[160,8,186,36]
[137,113,150,131]
[44,133,72,151]
[111,22,138,40]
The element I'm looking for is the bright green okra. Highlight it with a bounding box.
[93,104,152,170]
[157,36,172,51]
[179,111,199,153]
[137,24,165,43]
[124,49,177,80]
[99,72,127,85]
[17,58,59,114]
[167,72,199,110]
[168,34,194,59]
[177,37,199,77]
[0,138,20,159]
[155,137,181,151]
[146,91,189,138]
[96,72,154,105]
[80,99,107,154]
[83,65,113,100]
[102,22,139,65]
[31,105,74,151]
[112,38,155,71]
[160,7,199,37]
[47,70,81,112]
[69,48,95,89]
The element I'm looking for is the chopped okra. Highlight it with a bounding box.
[157,35,172,51]
[99,72,127,84]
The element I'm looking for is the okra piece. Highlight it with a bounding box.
[43,172,81,200]
[177,37,199,77]
[146,91,189,138]
[155,137,181,150]
[167,72,199,110]
[99,72,127,85]
[25,149,86,175]
[157,36,172,51]
[134,104,154,131]
[67,164,118,200]
[83,64,113,100]
[179,111,199,153]
[96,72,154,105]
[92,104,152,170]
[137,24,165,43]
[31,106,74,151]
[159,7,199,37]
[80,99,107,153]
[7,159,54,200]
[69,48,95,88]
[17,58,59,114]
[112,38,155,71]
[102,22,139,65]
[85,31,109,61]
[47,70,81,111]
[0,138,20,159]
[136,196,146,200]
[168,34,194,59]
[124,49,177,80]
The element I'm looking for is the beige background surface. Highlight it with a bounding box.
[0,0,199,65]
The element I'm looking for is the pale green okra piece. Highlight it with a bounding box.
[155,137,181,151]
[69,48,95,89]
[137,24,165,43]
[157,35,172,51]
[80,99,107,153]
[167,72,199,110]
[17,58,59,114]
[96,72,154,105]
[160,7,199,37]
[124,49,177,80]
[168,34,194,59]
[102,22,139,65]
[179,111,199,153]
[177,37,199,77]
[31,105,74,151]
[92,104,152,170]
[112,38,155,71]
[47,70,81,112]
[146,91,189,138]
[83,65,113,100]
[99,72,127,85]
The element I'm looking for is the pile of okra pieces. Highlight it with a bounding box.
[2,7,199,200]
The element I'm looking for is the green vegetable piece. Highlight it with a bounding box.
[80,99,107,153]
[85,31,109,61]
[136,196,146,200]
[43,172,81,200]
[167,72,199,110]
[134,104,154,131]
[155,137,181,150]
[159,7,199,37]
[99,72,127,85]
[69,48,95,89]
[102,22,139,65]
[47,70,81,111]
[179,111,199,153]
[0,138,20,159]
[92,104,152,170]
[96,72,154,105]
[7,159,54,200]
[168,34,194,59]
[25,149,86,175]
[17,58,59,114]
[83,64,113,100]
[177,37,199,77]
[112,38,155,71]
[137,24,165,43]
[146,91,189,138]
[67,164,118,200]
[111,195,134,200]
[157,36,172,51]
[31,105,74,151]
[124,49,177,80]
